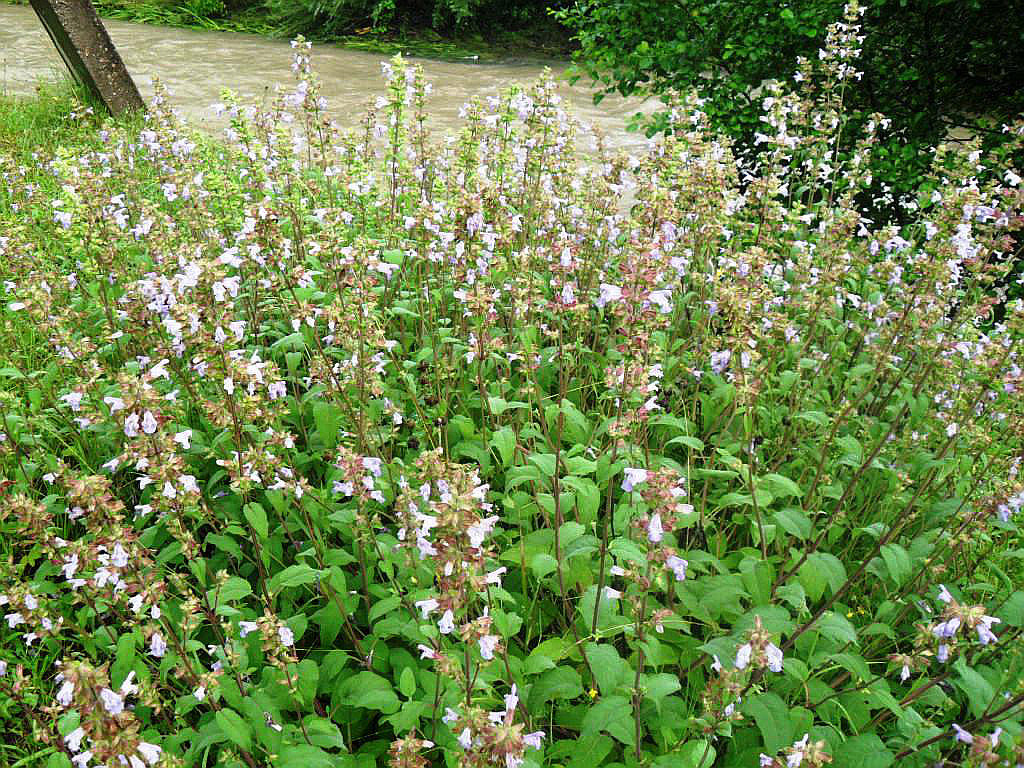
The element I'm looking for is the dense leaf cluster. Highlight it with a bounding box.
[0,16,1023,768]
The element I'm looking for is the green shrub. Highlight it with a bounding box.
[0,15,1023,768]
[556,0,1024,202]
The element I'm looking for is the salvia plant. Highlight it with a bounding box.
[1,5,1023,768]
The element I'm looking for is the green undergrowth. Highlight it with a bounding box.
[1,16,1023,768]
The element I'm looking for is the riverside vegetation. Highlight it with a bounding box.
[1,5,1024,768]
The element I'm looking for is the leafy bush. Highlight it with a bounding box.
[1,13,1024,768]
[556,0,1024,200]
[261,0,560,35]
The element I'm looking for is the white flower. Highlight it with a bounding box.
[648,289,673,313]
[458,728,473,749]
[56,680,74,706]
[60,392,85,411]
[64,726,86,752]
[415,598,438,619]
[665,555,688,581]
[239,621,259,637]
[278,626,295,646]
[621,467,648,492]
[193,685,206,701]
[646,513,664,543]
[952,723,973,744]
[150,633,167,657]
[596,283,621,308]
[362,457,383,476]
[174,429,192,449]
[735,643,752,670]
[141,411,158,435]
[438,609,455,634]
[99,687,124,715]
[418,644,437,660]
[137,742,162,766]
[765,642,784,672]
[603,586,622,599]
[524,731,545,749]
[71,750,93,768]
[478,634,499,660]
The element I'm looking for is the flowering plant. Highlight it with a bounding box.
[1,7,1023,767]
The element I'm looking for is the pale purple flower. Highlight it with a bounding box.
[56,680,74,706]
[765,643,784,672]
[666,555,688,582]
[900,664,910,682]
[60,392,85,411]
[933,617,960,638]
[952,723,973,744]
[415,598,438,618]
[64,726,86,752]
[937,643,949,662]
[239,621,259,637]
[71,751,93,768]
[648,289,673,313]
[418,644,437,660]
[621,467,648,492]
[458,727,472,749]
[478,634,499,660]
[976,615,1000,645]
[173,429,192,449]
[735,642,752,670]
[711,349,731,374]
[647,513,664,543]
[524,731,545,749]
[278,626,295,646]
[439,609,455,634]
[150,633,166,657]
[596,283,621,308]
[99,687,124,715]
[141,411,158,435]
[937,584,953,604]
[136,742,162,766]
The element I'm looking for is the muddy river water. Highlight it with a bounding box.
[0,3,655,149]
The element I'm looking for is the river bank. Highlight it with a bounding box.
[0,3,653,150]
[1,0,574,61]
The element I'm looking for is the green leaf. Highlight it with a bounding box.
[490,426,517,466]
[743,692,794,754]
[954,658,995,718]
[654,740,716,768]
[269,564,320,591]
[666,435,704,451]
[313,402,341,449]
[831,734,894,768]
[581,695,635,745]
[642,672,681,701]
[340,671,400,713]
[399,667,417,698]
[528,453,558,477]
[243,502,269,539]
[585,642,629,696]
[215,708,253,751]
[760,473,803,498]
[528,666,582,709]
[774,507,811,540]
[880,543,912,586]
[212,576,253,604]
[277,745,347,768]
